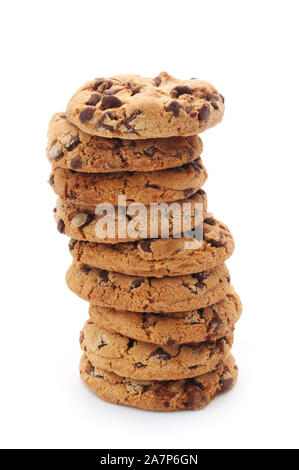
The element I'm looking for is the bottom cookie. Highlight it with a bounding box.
[80,353,238,412]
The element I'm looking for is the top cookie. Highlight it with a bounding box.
[66,72,225,139]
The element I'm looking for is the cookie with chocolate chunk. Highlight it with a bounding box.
[65,262,231,313]
[66,72,224,139]
[88,286,241,345]
[50,158,207,206]
[80,353,238,411]
[80,321,233,380]
[54,190,207,244]
[69,216,233,277]
[47,113,202,172]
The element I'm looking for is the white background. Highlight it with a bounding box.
[0,0,298,450]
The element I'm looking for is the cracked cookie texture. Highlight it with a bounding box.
[80,353,237,411]
[50,158,207,206]
[88,286,241,345]
[80,320,234,380]
[66,72,225,139]
[65,262,231,313]
[69,216,234,277]
[47,113,203,173]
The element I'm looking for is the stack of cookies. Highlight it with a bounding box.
[47,72,242,412]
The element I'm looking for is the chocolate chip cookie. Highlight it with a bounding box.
[80,353,237,411]
[65,262,231,313]
[80,321,233,380]
[66,72,225,139]
[54,190,207,244]
[88,286,242,345]
[47,113,202,173]
[69,216,233,277]
[50,158,207,206]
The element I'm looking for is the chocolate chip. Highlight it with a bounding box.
[102,95,122,110]
[187,310,203,325]
[86,361,94,375]
[57,219,65,233]
[192,271,209,289]
[49,174,55,186]
[68,238,77,250]
[124,110,142,132]
[103,87,123,96]
[131,279,143,289]
[207,93,220,110]
[188,365,198,370]
[145,182,159,189]
[209,314,223,334]
[220,375,233,391]
[98,270,109,284]
[70,157,82,170]
[86,93,102,106]
[97,337,107,349]
[185,107,198,118]
[226,275,231,283]
[135,362,146,368]
[113,138,123,148]
[183,188,194,198]
[153,76,161,86]
[65,135,81,152]
[127,83,140,95]
[141,313,158,329]
[97,112,115,132]
[192,271,209,283]
[171,85,192,97]
[92,78,105,90]
[59,113,67,119]
[188,379,205,390]
[190,161,202,172]
[80,265,92,275]
[164,402,170,408]
[208,239,226,248]
[144,146,158,157]
[79,107,95,123]
[127,338,136,350]
[139,240,152,253]
[151,348,171,361]
[93,78,112,91]
[198,104,210,123]
[165,100,183,117]
[196,189,205,196]
[48,141,63,161]
[220,94,225,103]
[166,338,176,346]
[204,217,216,226]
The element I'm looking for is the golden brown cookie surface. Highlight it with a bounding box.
[69,216,234,277]
[80,321,234,380]
[88,286,242,345]
[80,353,237,411]
[47,113,203,172]
[66,72,224,139]
[50,159,207,206]
[66,262,231,313]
